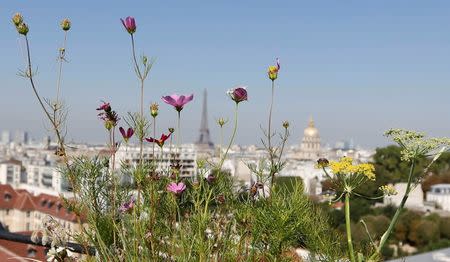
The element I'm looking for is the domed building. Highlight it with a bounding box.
[297,117,321,161]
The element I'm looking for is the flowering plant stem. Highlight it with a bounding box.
[152,116,156,163]
[218,103,239,170]
[268,80,276,189]
[56,31,67,105]
[23,33,92,255]
[345,192,356,262]
[177,111,181,157]
[369,159,416,260]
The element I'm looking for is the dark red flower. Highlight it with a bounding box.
[96,102,119,130]
[119,127,134,143]
[145,133,171,148]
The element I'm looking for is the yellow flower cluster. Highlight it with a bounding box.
[330,157,376,180]
[379,185,397,196]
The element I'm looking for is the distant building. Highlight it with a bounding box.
[114,144,197,178]
[426,184,450,211]
[0,184,81,233]
[297,117,322,161]
[1,131,10,145]
[384,183,424,209]
[14,131,29,145]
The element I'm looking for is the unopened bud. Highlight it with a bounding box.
[60,18,71,31]
[168,127,175,134]
[12,13,23,26]
[150,103,159,118]
[143,55,148,65]
[217,118,228,127]
[17,23,29,35]
[282,121,289,129]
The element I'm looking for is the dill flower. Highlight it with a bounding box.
[379,185,397,196]
[384,129,450,162]
[316,158,330,168]
[330,157,375,181]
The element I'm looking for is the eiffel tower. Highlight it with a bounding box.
[196,88,214,148]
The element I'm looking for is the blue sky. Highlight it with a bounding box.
[1,1,449,148]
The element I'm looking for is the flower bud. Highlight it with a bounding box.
[227,86,248,104]
[168,127,175,134]
[12,13,23,26]
[105,120,114,131]
[196,159,206,169]
[267,58,280,81]
[60,18,71,31]
[16,23,29,35]
[217,118,228,127]
[143,55,148,65]
[150,103,159,118]
[282,121,289,129]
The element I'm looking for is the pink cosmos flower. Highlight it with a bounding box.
[120,16,136,34]
[119,127,134,143]
[167,182,186,195]
[161,94,194,112]
[145,133,171,148]
[227,86,248,104]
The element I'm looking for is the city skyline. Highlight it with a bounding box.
[1,1,450,148]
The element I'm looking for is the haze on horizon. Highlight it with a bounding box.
[1,1,449,149]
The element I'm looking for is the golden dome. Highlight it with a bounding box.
[304,117,319,137]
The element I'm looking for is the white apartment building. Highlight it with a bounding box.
[114,144,198,177]
[0,158,71,198]
[426,184,450,211]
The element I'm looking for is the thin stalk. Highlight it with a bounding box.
[177,111,181,156]
[130,34,145,165]
[23,34,91,256]
[56,31,68,105]
[370,160,416,259]
[152,116,156,163]
[345,192,356,262]
[219,126,223,160]
[218,103,239,170]
[268,80,276,188]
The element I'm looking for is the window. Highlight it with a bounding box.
[6,209,9,215]
[26,222,30,231]
[6,165,14,183]
[27,247,36,258]
[26,211,31,218]
[4,193,12,201]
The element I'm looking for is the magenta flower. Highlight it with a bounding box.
[119,197,136,213]
[227,86,248,104]
[96,102,119,130]
[119,127,134,143]
[161,94,194,112]
[145,133,171,148]
[167,182,186,195]
[120,16,136,34]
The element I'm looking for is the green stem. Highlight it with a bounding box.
[218,103,239,170]
[370,160,416,260]
[177,111,181,157]
[152,116,156,163]
[268,80,276,188]
[345,192,356,262]
[56,31,67,105]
